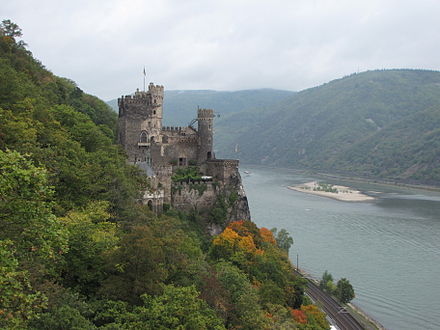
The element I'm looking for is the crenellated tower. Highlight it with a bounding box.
[117,83,164,164]
[197,108,215,164]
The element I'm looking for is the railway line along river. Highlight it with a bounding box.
[241,166,440,330]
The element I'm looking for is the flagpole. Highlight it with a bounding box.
[143,67,146,92]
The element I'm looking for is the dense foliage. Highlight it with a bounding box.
[215,69,440,186]
[319,271,355,304]
[0,21,328,329]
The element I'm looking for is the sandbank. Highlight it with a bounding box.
[288,181,375,202]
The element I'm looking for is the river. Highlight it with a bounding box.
[241,166,440,330]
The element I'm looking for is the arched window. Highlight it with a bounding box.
[147,200,153,211]
[140,131,148,143]
[207,151,212,159]
[150,136,155,143]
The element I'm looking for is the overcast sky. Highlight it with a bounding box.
[3,0,440,100]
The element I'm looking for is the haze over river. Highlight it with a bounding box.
[241,166,440,330]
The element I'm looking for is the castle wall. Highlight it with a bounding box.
[172,181,217,211]
[206,159,239,185]
[147,126,199,166]
[153,165,172,204]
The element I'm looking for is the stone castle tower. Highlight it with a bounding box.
[197,108,214,163]
[117,83,164,165]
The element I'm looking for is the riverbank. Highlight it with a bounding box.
[296,268,383,330]
[288,181,375,202]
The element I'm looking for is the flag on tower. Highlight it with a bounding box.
[143,67,146,92]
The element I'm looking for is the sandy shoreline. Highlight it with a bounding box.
[288,181,375,202]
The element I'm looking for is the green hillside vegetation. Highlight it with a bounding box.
[108,89,295,126]
[216,69,440,185]
[0,20,328,329]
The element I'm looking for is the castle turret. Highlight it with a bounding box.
[197,108,215,164]
[117,83,164,164]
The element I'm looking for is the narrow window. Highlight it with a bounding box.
[140,131,148,143]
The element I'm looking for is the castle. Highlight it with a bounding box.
[117,83,250,226]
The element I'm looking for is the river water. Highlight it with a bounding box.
[241,166,440,330]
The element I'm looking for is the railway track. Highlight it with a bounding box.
[305,279,364,330]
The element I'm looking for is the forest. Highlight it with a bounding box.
[214,69,440,186]
[0,20,329,329]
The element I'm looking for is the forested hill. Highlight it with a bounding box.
[0,20,329,329]
[107,88,295,126]
[216,69,440,186]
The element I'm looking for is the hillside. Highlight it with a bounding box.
[0,20,328,329]
[216,69,440,186]
[107,88,295,126]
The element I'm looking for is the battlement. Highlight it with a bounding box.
[162,126,185,131]
[148,83,164,95]
[118,83,164,108]
[207,159,239,168]
[118,94,151,106]
[197,108,214,119]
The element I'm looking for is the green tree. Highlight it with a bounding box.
[215,261,268,329]
[271,228,294,253]
[0,240,47,329]
[100,224,166,304]
[0,19,22,38]
[319,270,336,293]
[113,285,225,329]
[336,278,355,304]
[61,201,119,296]
[0,149,67,275]
[28,305,96,330]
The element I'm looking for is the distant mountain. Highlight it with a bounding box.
[107,89,296,126]
[216,69,440,185]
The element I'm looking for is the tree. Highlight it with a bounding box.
[301,304,330,329]
[114,285,225,329]
[336,278,355,304]
[0,240,46,328]
[100,224,166,304]
[60,201,118,296]
[215,261,268,329]
[271,228,294,253]
[319,270,336,293]
[0,149,67,275]
[0,19,22,38]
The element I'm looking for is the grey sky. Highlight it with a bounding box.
[3,0,440,100]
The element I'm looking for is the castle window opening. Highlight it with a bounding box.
[162,136,168,143]
[207,151,212,159]
[150,136,155,143]
[140,131,148,143]
[179,157,187,166]
[147,200,153,211]
[153,110,156,115]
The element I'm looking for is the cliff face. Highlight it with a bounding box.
[171,168,251,235]
[225,171,251,222]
